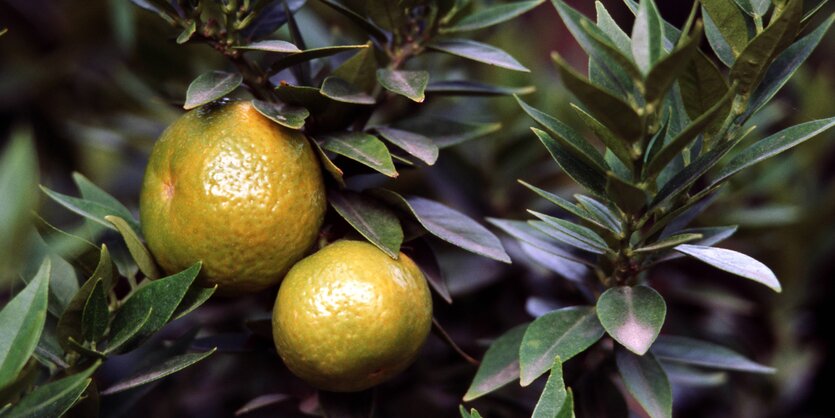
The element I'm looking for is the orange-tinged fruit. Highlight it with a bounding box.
[272,240,433,392]
[139,100,326,295]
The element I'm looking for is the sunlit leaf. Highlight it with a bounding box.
[675,244,781,292]
[320,132,398,178]
[0,259,49,388]
[184,71,242,110]
[428,39,529,72]
[377,69,429,102]
[441,0,544,32]
[597,285,666,355]
[328,189,403,258]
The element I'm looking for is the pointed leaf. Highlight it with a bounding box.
[374,127,439,165]
[570,104,635,172]
[0,259,49,387]
[520,306,604,385]
[318,0,387,42]
[72,172,139,233]
[530,128,607,196]
[4,362,99,418]
[635,233,703,253]
[616,349,672,418]
[331,43,378,93]
[531,358,570,418]
[234,40,301,53]
[240,0,305,40]
[675,244,781,292]
[702,8,737,67]
[235,394,291,416]
[518,181,598,225]
[320,132,398,178]
[529,211,610,254]
[0,130,38,278]
[701,0,751,58]
[596,1,631,54]
[81,278,109,343]
[403,238,451,303]
[104,308,152,354]
[679,51,730,124]
[574,195,623,235]
[631,0,664,73]
[57,245,114,352]
[172,286,217,321]
[395,117,501,148]
[441,0,544,32]
[376,69,429,103]
[645,23,703,104]
[486,218,590,269]
[426,80,534,96]
[101,349,216,395]
[328,189,403,258]
[464,324,528,401]
[320,76,375,104]
[105,215,159,280]
[251,100,309,130]
[652,335,774,373]
[269,44,369,74]
[606,172,647,215]
[427,39,529,72]
[184,71,242,110]
[597,285,666,355]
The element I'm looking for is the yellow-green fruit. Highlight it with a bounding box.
[272,240,433,392]
[139,100,326,295]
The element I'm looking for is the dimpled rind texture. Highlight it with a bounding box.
[139,100,326,295]
[272,240,433,392]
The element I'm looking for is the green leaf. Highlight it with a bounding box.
[394,117,501,148]
[730,0,803,95]
[463,324,528,401]
[251,99,309,130]
[107,263,202,351]
[679,51,730,128]
[374,127,439,165]
[518,181,599,226]
[595,1,631,55]
[0,129,39,280]
[597,285,666,355]
[427,39,529,72]
[486,218,591,269]
[376,192,511,263]
[320,76,375,104]
[516,96,609,173]
[747,15,834,117]
[645,87,735,179]
[570,104,635,173]
[529,211,610,254]
[674,244,781,292]
[318,0,387,41]
[519,306,604,385]
[38,188,118,233]
[328,189,403,259]
[635,233,703,253]
[0,259,49,388]
[552,53,642,143]
[57,245,114,352]
[531,358,571,418]
[269,44,369,74]
[320,132,398,178]
[81,278,109,343]
[574,195,623,235]
[376,69,429,103]
[331,43,378,93]
[734,0,770,16]
[644,23,703,105]
[712,117,835,186]
[72,172,139,231]
[3,361,99,418]
[606,173,647,215]
[101,348,215,395]
[171,286,217,321]
[183,71,242,110]
[310,139,345,187]
[702,8,737,67]
[631,0,664,73]
[234,39,301,53]
[425,80,535,96]
[651,335,774,373]
[701,0,751,58]
[105,215,160,280]
[441,0,544,32]
[103,308,152,354]
[530,128,607,197]
[616,348,672,418]
[176,20,196,44]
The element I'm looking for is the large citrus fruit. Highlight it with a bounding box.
[272,240,433,392]
[139,100,326,295]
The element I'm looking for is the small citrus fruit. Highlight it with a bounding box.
[139,100,325,295]
[272,240,433,392]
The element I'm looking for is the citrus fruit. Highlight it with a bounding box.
[272,240,433,392]
[139,100,326,295]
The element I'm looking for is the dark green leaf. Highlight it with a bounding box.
[645,23,703,105]
[269,44,369,74]
[251,100,309,130]
[39,189,119,233]
[597,285,666,355]
[530,128,607,197]
[426,80,535,96]
[427,39,529,72]
[320,77,375,104]
[574,195,623,235]
[730,0,803,95]
[0,129,38,280]
[702,8,737,67]
[531,358,570,418]
[552,53,642,143]
[634,233,703,253]
[464,324,528,401]
[441,0,544,32]
[747,15,834,117]
[108,263,202,351]
[596,1,631,55]
[529,211,610,254]
[517,96,609,173]
[101,349,215,395]
[81,278,109,343]
[171,286,217,321]
[377,192,511,263]
[234,40,301,53]
[0,259,49,388]
[57,245,114,352]
[652,335,774,373]
[374,127,439,165]
[675,244,781,292]
[328,189,403,258]
[486,218,591,269]
[376,69,429,103]
[318,0,387,41]
[183,71,242,110]
[310,139,345,186]
[631,0,664,73]
[616,348,672,418]
[394,117,501,148]
[712,117,835,186]
[734,0,770,16]
[72,172,138,233]
[105,215,159,280]
[645,87,735,179]
[320,132,398,177]
[520,306,604,385]
[240,0,305,40]
[104,308,152,354]
[701,0,751,58]
[281,0,310,84]
[570,104,635,172]
[3,362,99,418]
[606,173,647,215]
[679,51,730,128]
[331,43,378,93]
[518,181,598,225]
